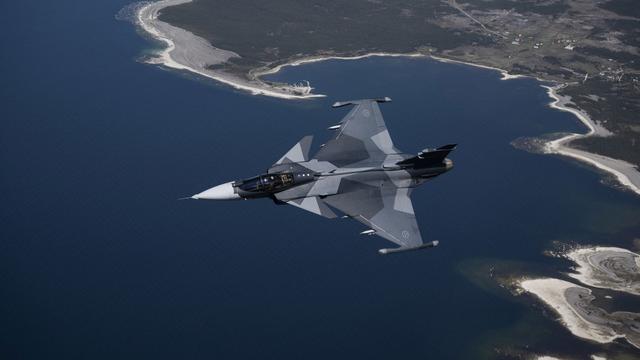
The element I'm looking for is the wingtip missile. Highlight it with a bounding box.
[378,240,439,255]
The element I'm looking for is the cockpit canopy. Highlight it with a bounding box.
[237,173,294,192]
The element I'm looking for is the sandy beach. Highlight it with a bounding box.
[543,86,640,196]
[429,55,527,81]
[519,278,639,348]
[253,52,426,78]
[133,0,640,196]
[135,0,322,99]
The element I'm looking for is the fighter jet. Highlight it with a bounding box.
[191,98,455,254]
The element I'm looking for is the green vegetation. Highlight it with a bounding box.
[159,0,482,66]
[159,0,639,167]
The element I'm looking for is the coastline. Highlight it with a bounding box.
[543,85,640,196]
[135,0,323,99]
[428,55,527,81]
[252,52,426,78]
[133,0,640,196]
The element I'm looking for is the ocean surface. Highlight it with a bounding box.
[2,1,639,359]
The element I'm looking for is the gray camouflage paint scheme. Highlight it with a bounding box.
[193,98,455,254]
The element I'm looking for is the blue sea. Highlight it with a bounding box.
[2,1,639,359]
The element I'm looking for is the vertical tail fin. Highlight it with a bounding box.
[396,144,457,168]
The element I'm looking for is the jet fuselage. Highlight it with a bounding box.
[188,98,456,254]
[192,158,453,201]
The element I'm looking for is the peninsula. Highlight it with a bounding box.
[134,0,640,194]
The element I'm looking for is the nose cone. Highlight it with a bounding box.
[192,181,240,200]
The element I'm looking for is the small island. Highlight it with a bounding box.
[520,278,640,349]
[566,246,640,295]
